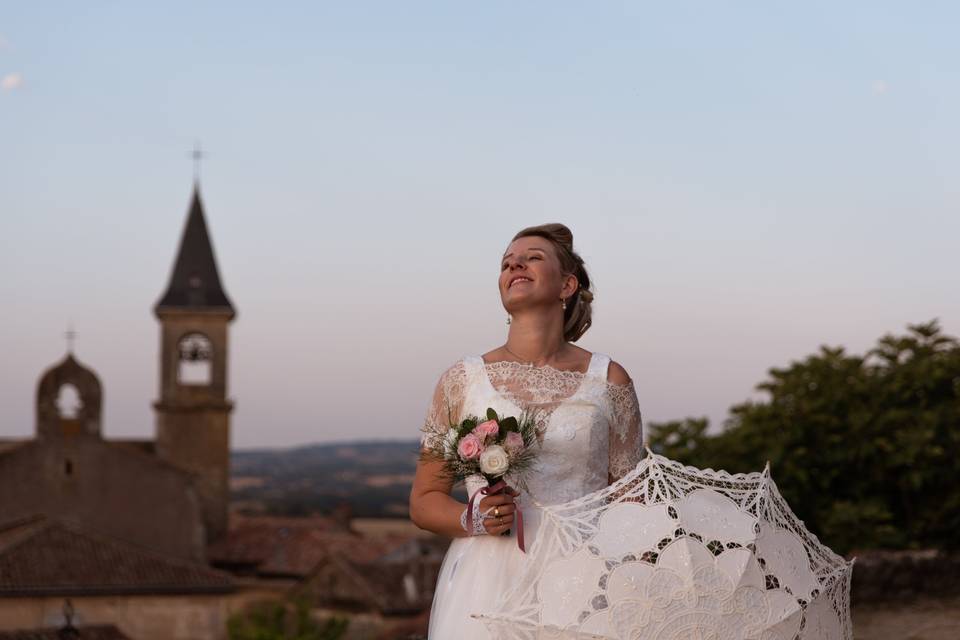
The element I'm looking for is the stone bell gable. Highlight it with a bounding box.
[35,353,103,440]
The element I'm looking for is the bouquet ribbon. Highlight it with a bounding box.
[467,479,525,553]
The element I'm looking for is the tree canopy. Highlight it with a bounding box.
[647,320,960,555]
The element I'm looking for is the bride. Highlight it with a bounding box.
[409,223,644,639]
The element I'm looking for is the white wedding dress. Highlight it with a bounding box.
[422,352,644,640]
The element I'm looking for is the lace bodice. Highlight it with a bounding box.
[422,353,644,505]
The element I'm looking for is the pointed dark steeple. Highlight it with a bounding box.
[155,186,235,315]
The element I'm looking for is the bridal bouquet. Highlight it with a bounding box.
[420,407,539,487]
[421,408,538,551]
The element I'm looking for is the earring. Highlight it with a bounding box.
[561,298,567,311]
[506,314,512,325]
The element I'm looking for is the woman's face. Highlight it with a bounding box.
[499,236,576,312]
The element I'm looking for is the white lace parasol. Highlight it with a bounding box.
[474,451,854,640]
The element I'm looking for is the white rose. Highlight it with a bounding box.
[443,429,459,460]
[479,444,510,477]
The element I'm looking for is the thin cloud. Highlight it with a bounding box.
[1,72,23,91]
[872,80,889,95]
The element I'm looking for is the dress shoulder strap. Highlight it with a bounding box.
[461,355,487,384]
[586,352,612,382]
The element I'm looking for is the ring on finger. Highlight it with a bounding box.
[494,507,500,518]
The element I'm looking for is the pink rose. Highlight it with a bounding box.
[504,431,524,456]
[457,434,484,460]
[473,420,500,443]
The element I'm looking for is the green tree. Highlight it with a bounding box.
[227,599,348,640]
[647,320,960,554]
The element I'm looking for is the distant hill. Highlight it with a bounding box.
[231,439,445,519]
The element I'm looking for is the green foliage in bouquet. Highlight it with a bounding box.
[420,407,540,488]
[647,320,960,554]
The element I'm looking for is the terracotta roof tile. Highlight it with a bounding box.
[209,517,389,577]
[0,517,233,596]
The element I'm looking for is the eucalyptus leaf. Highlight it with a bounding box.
[458,418,476,436]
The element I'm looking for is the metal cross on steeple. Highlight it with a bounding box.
[64,324,77,354]
[190,141,206,183]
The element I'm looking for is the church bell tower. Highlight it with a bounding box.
[154,184,236,543]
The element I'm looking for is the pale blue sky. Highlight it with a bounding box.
[1,2,957,448]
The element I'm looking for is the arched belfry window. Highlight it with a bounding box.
[177,333,213,385]
[56,383,83,419]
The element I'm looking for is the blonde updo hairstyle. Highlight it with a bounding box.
[512,223,594,342]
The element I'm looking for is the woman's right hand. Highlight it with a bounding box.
[478,486,520,535]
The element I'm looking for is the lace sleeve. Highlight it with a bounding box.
[607,380,643,482]
[420,360,468,449]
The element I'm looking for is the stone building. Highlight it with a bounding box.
[0,185,246,638]
[0,515,235,639]
[0,185,235,559]
[153,186,237,544]
[210,516,447,640]
[0,351,205,562]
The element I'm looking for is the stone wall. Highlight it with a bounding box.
[0,438,205,562]
[0,589,276,640]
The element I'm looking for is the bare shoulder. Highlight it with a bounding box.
[606,359,632,385]
[567,343,593,359]
[558,344,591,371]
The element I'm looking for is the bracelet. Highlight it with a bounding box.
[459,500,490,536]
